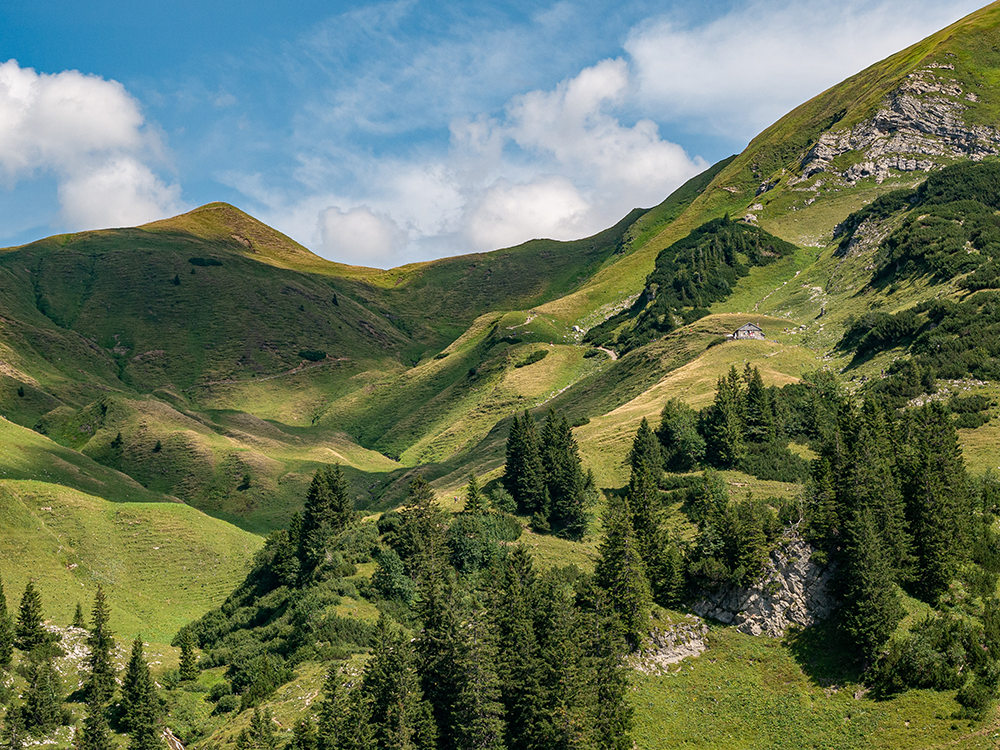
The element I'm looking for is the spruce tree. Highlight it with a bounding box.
[86,586,116,702]
[1,701,23,750]
[414,582,462,750]
[452,602,505,750]
[14,583,46,654]
[490,547,544,750]
[463,475,486,514]
[627,418,662,477]
[236,708,278,750]
[317,668,375,750]
[703,366,746,468]
[299,465,354,574]
[289,717,317,750]
[651,541,686,609]
[594,497,652,650]
[657,398,705,472]
[0,574,12,669]
[72,603,85,630]
[626,454,661,562]
[586,586,633,750]
[22,659,61,735]
[178,629,199,681]
[841,509,903,664]
[502,412,548,517]
[395,477,449,589]
[76,682,113,750]
[540,411,587,539]
[363,616,436,750]
[120,637,162,747]
[742,365,774,444]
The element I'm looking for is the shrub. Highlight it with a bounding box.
[515,350,549,368]
[213,694,241,715]
[298,350,326,362]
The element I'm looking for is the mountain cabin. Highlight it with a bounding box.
[731,322,765,340]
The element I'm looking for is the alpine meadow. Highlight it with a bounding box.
[11,3,1000,750]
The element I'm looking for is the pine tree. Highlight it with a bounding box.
[14,583,46,654]
[502,412,548,517]
[540,411,587,539]
[594,497,652,650]
[86,586,116,702]
[0,574,12,669]
[299,465,354,574]
[120,637,162,748]
[841,508,903,664]
[178,629,199,681]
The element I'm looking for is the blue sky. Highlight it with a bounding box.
[0,0,987,267]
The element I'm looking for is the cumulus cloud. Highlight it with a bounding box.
[625,0,985,139]
[318,205,408,267]
[0,60,183,229]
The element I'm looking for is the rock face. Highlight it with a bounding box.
[630,615,709,674]
[692,533,836,638]
[800,65,1000,184]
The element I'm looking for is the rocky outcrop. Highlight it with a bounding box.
[692,533,835,638]
[800,65,1000,184]
[630,615,709,674]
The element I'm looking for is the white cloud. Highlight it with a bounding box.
[625,0,985,139]
[318,205,408,267]
[466,177,590,251]
[0,60,183,229]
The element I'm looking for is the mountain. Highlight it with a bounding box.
[6,4,1000,748]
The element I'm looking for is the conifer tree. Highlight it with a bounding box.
[502,412,548,517]
[463,475,486,514]
[178,629,199,681]
[363,616,436,750]
[14,583,46,654]
[490,547,544,750]
[540,411,587,539]
[120,637,162,747]
[76,682,112,750]
[289,717,317,750]
[651,541,686,609]
[703,366,746,468]
[299,465,354,574]
[317,668,374,750]
[742,365,774,444]
[0,574,12,669]
[72,603,85,630]
[594,497,652,650]
[395,477,449,589]
[452,602,505,750]
[585,586,633,750]
[1,701,23,750]
[657,398,705,472]
[86,586,116,702]
[841,508,903,664]
[22,659,61,735]
[414,582,462,750]
[627,418,662,477]
[236,708,278,750]
[626,454,661,562]
[900,403,972,601]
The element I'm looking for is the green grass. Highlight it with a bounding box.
[0,479,260,644]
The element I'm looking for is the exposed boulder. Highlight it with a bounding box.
[692,532,836,637]
[630,614,709,674]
